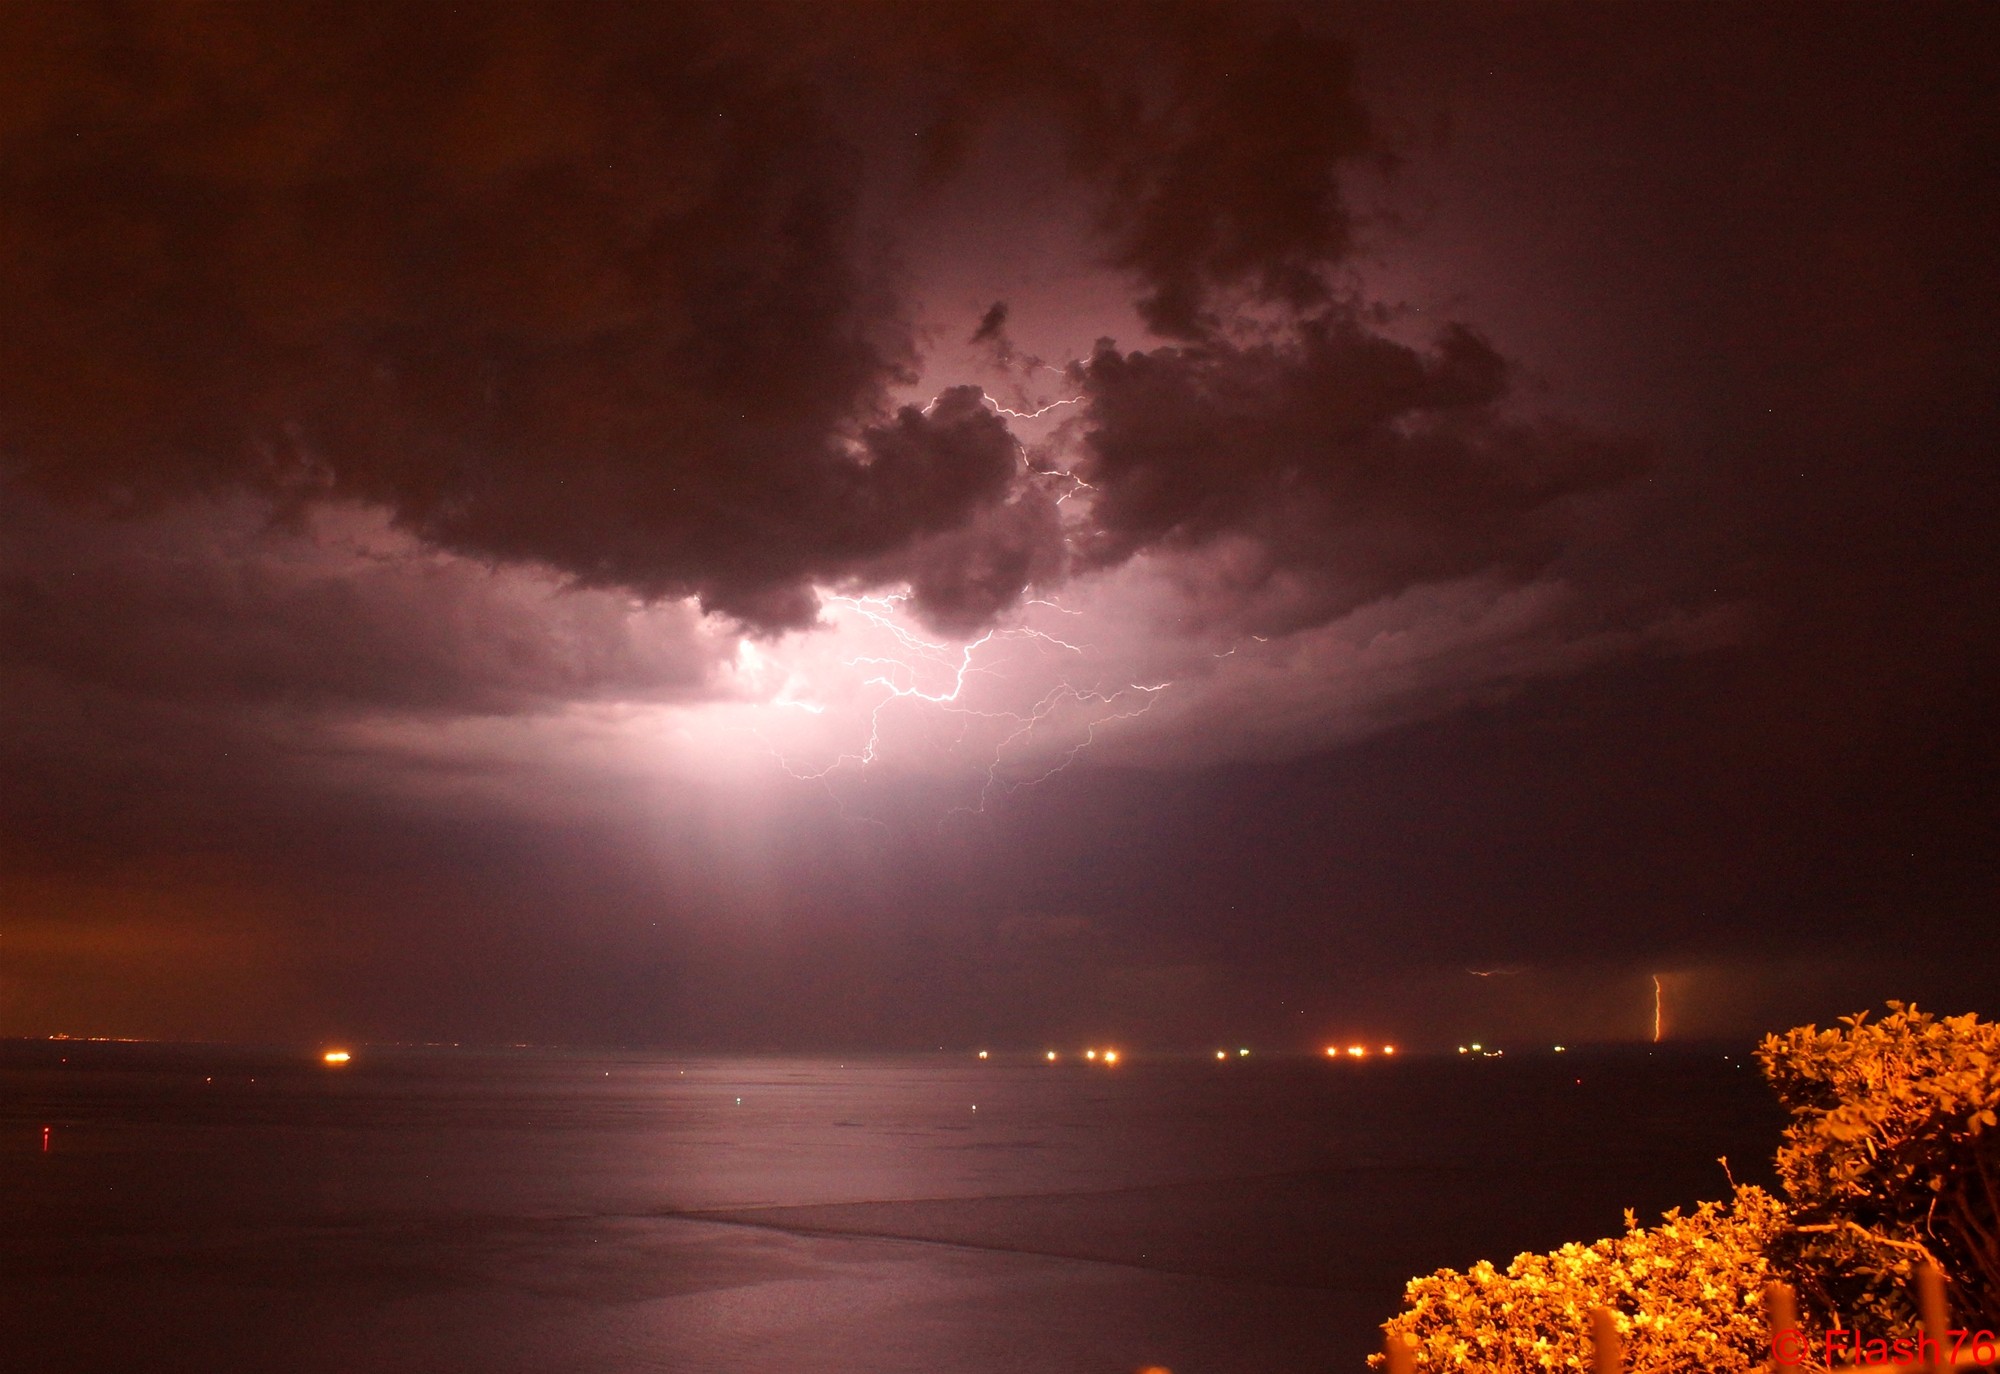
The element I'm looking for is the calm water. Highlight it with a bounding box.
[0,1043,1782,1373]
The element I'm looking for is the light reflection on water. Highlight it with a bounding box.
[1,1045,1780,1372]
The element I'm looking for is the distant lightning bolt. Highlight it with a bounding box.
[956,678,1170,814]
[1053,471,1094,505]
[982,393,1084,421]
[764,594,998,779]
[1652,974,1664,1043]
[753,590,1174,815]
[918,387,1083,423]
[738,372,1166,817]
[918,385,1092,505]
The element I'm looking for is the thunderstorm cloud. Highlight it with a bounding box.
[0,2,1992,1047]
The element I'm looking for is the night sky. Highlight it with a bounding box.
[1,2,1993,1050]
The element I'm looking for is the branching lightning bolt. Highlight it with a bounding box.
[919,387,1084,423]
[983,393,1084,421]
[754,589,1173,818]
[739,374,1174,820]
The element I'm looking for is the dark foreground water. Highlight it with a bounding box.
[0,1042,1783,1373]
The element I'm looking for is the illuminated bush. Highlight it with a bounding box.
[1379,1005,2000,1367]
[1376,1188,1785,1373]
[1758,1002,2000,1326]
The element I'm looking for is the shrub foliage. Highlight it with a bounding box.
[1379,1005,2000,1368]
[1377,1189,1785,1373]
[1758,1002,2000,1325]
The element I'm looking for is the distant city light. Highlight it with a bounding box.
[1237,1048,1249,1057]
[977,1050,988,1059]
[1324,1046,1339,1057]
[1102,1050,1119,1065]
[1045,1051,1058,1061]
[1085,1049,1097,1060]
[1217,1050,1227,1060]
[1553,1045,1568,1053]
[1382,1046,1396,1055]
[322,1050,351,1065]
[1345,1045,1366,1058]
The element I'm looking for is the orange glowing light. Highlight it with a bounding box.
[1217,1050,1227,1060]
[1045,1050,1058,1061]
[1346,1045,1366,1057]
[1324,1046,1339,1057]
[1102,1050,1119,1065]
[976,1050,988,1060]
[1085,1049,1097,1060]
[1382,1045,1396,1055]
[322,1050,351,1065]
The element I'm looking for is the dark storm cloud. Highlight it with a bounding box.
[876,8,1372,339]
[854,7,1626,634]
[0,493,725,717]
[0,2,1028,632]
[0,2,1425,640]
[970,302,1010,349]
[2,0,1992,1051]
[1084,22,1372,340]
[1071,317,1641,631]
[891,478,1067,635]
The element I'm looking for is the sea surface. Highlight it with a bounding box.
[0,1042,1783,1373]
